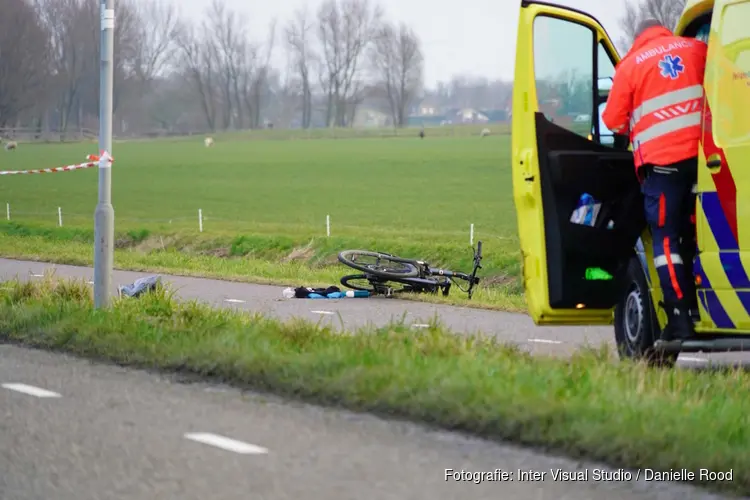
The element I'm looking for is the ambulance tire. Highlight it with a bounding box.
[614,257,678,368]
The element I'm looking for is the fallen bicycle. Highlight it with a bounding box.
[336,241,482,299]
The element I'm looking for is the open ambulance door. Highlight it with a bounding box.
[511,1,646,325]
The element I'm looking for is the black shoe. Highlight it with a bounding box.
[658,300,694,342]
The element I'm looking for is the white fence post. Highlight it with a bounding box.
[58,207,63,227]
[198,209,203,232]
[326,214,330,237]
[470,223,474,246]
[5,203,9,221]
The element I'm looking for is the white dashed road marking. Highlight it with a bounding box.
[412,324,430,328]
[30,274,44,278]
[311,310,335,315]
[224,298,246,304]
[527,338,563,345]
[184,433,268,454]
[2,383,61,398]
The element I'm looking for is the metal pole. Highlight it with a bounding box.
[94,0,115,308]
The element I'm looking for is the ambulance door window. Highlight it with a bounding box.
[595,42,616,146]
[533,16,594,138]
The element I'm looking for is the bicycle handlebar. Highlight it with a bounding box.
[466,241,483,298]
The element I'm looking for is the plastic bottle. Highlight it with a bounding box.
[571,193,596,225]
[581,194,596,226]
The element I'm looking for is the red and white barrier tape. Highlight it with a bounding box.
[0,151,114,176]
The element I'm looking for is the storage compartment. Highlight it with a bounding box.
[535,113,645,309]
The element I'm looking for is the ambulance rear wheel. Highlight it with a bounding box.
[614,257,678,368]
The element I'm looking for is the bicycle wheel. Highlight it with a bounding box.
[340,274,376,292]
[337,250,420,279]
[340,274,413,295]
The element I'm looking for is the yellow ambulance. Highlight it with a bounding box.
[511,0,749,366]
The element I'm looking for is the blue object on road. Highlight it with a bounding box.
[308,290,370,299]
[284,286,370,299]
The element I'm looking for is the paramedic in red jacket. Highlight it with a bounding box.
[602,19,707,345]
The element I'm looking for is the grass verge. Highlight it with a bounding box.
[0,221,527,312]
[1,275,748,496]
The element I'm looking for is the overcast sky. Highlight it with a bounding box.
[179,0,629,86]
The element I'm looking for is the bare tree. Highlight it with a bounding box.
[35,0,93,133]
[316,3,337,128]
[131,0,180,85]
[275,54,300,128]
[285,7,315,128]
[316,0,382,127]
[33,0,141,134]
[175,20,219,131]
[111,0,141,115]
[370,21,423,127]
[617,0,687,51]
[237,40,259,128]
[248,19,277,128]
[0,0,50,127]
[205,0,247,129]
[180,0,276,131]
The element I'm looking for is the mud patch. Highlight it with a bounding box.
[201,246,231,258]
[481,274,518,287]
[281,241,315,263]
[133,235,179,253]
[114,237,134,249]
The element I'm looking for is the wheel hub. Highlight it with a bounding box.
[624,288,643,345]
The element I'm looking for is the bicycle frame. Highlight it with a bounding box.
[366,273,455,297]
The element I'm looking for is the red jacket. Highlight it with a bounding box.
[602,26,707,172]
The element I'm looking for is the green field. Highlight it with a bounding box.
[0,126,525,310]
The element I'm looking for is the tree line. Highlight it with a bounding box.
[0,0,437,135]
[0,0,683,137]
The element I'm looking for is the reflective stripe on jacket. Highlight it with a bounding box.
[602,26,708,173]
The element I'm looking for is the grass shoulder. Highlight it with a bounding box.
[0,275,748,496]
[0,221,527,312]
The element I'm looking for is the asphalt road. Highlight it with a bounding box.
[0,345,739,500]
[0,257,746,366]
